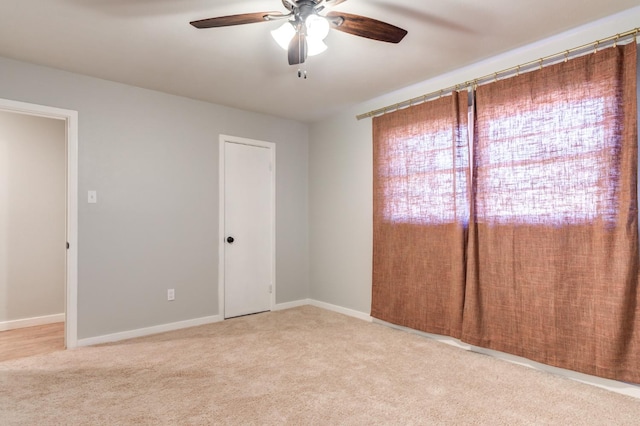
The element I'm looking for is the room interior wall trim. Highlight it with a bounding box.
[75,300,369,347]
[308,299,373,322]
[470,345,640,399]
[71,299,639,398]
[0,313,66,331]
[77,315,223,347]
[374,318,640,399]
[273,299,312,311]
[276,299,373,322]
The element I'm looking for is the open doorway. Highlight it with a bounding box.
[0,98,78,355]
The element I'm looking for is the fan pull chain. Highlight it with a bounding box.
[296,29,307,79]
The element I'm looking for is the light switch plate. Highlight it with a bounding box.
[88,190,97,204]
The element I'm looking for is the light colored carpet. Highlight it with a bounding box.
[1,306,639,425]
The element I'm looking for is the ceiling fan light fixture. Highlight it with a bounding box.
[192,1,409,66]
[305,14,330,40]
[271,22,296,50]
[307,37,328,56]
[271,16,328,57]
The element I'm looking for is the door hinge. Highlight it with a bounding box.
[66,242,70,249]
[269,285,273,294]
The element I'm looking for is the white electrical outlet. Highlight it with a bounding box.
[167,288,175,301]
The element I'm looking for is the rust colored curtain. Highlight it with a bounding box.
[372,92,469,337]
[462,43,640,383]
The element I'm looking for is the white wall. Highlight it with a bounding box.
[309,7,640,314]
[0,57,309,339]
[0,111,66,323]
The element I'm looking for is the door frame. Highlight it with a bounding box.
[0,97,78,349]
[218,134,276,319]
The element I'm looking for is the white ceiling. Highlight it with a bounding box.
[0,1,637,123]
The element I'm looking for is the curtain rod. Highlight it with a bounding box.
[356,27,639,121]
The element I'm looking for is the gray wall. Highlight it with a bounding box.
[309,114,372,313]
[308,8,640,315]
[0,111,66,323]
[0,57,309,339]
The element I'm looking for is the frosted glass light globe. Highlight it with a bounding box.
[271,22,296,50]
[307,38,328,56]
[305,14,330,40]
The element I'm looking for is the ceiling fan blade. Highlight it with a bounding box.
[324,0,348,7]
[288,33,308,65]
[190,12,285,29]
[326,11,407,43]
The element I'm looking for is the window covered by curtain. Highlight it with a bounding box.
[462,43,640,383]
[372,92,469,337]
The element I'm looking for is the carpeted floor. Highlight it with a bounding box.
[1,306,639,425]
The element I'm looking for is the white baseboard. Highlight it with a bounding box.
[68,298,640,398]
[373,318,640,399]
[274,298,373,322]
[308,299,373,322]
[76,298,368,347]
[372,318,472,351]
[76,298,370,347]
[273,299,311,311]
[0,313,65,331]
[469,345,640,399]
[77,315,222,347]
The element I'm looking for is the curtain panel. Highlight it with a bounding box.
[371,92,469,337]
[462,43,640,383]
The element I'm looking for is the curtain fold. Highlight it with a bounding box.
[372,92,469,337]
[462,43,640,383]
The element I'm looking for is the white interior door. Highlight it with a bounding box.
[222,137,274,319]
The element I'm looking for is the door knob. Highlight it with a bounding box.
[226,236,235,244]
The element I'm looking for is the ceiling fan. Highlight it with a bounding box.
[190,0,408,66]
